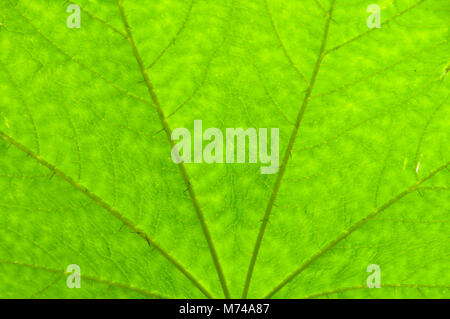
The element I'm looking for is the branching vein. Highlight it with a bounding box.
[116,0,230,299]
[0,129,214,299]
[242,0,336,299]
[264,161,449,298]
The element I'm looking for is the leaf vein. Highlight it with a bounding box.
[263,0,309,85]
[0,259,169,299]
[116,0,230,299]
[242,0,336,299]
[0,129,214,299]
[264,161,449,298]
[147,0,195,70]
[325,0,428,55]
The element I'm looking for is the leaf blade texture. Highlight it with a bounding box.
[0,0,448,298]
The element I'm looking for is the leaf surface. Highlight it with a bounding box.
[0,0,448,298]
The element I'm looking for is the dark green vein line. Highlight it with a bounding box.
[0,226,59,264]
[414,95,448,180]
[64,107,83,181]
[263,0,309,85]
[29,274,63,299]
[68,0,127,39]
[373,144,393,208]
[253,62,294,126]
[312,0,328,17]
[312,0,337,23]
[116,0,230,299]
[264,161,449,298]
[0,61,40,155]
[165,1,235,121]
[0,129,213,299]
[302,283,450,299]
[417,186,449,192]
[325,0,427,55]
[241,0,336,299]
[313,39,448,100]
[0,259,169,299]
[166,35,226,120]
[147,0,195,70]
[9,4,152,107]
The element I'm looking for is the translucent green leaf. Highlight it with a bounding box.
[0,0,448,298]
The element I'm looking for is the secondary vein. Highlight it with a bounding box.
[0,259,169,299]
[0,129,213,299]
[241,0,336,299]
[302,283,450,299]
[116,0,230,299]
[264,161,449,298]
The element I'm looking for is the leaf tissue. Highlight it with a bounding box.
[0,0,448,299]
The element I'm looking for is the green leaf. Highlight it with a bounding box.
[0,0,448,299]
